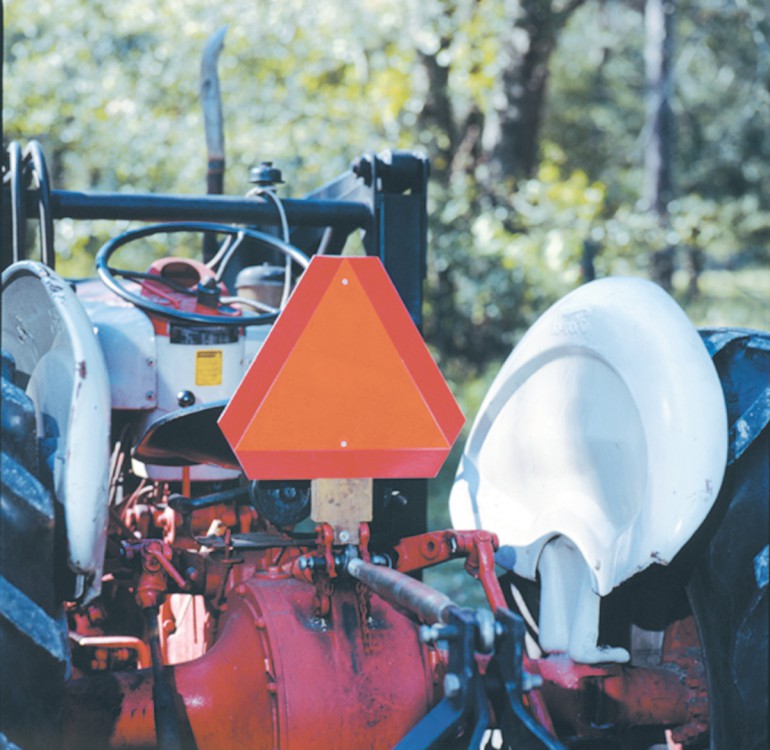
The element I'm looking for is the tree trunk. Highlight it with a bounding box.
[644,0,676,292]
[484,0,587,187]
[418,42,457,186]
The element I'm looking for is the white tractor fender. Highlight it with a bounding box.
[2,262,111,603]
[450,277,728,662]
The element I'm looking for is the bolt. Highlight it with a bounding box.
[475,609,496,653]
[177,390,195,408]
[145,391,155,400]
[249,161,284,187]
[351,156,373,186]
[339,530,350,543]
[443,673,462,699]
[420,624,443,644]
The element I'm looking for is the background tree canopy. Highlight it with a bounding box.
[4,0,769,406]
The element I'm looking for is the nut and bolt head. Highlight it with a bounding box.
[420,624,443,644]
[249,161,284,187]
[177,390,196,408]
[338,530,350,543]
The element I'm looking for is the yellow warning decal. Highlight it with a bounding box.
[196,350,223,386]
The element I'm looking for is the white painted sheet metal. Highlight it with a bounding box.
[450,277,727,662]
[2,262,111,603]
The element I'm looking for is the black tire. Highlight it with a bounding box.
[687,330,769,750]
[0,350,69,750]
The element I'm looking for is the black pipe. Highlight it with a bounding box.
[168,484,252,513]
[8,142,26,261]
[41,189,371,228]
[145,607,182,750]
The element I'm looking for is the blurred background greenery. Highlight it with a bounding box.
[4,0,768,601]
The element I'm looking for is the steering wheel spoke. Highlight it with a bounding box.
[95,222,310,326]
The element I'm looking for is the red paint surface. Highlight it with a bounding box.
[64,576,437,749]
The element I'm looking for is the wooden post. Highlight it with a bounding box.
[311,479,373,545]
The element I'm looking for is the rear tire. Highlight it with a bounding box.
[0,351,69,750]
[687,330,769,750]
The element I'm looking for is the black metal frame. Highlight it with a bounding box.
[394,607,565,750]
[4,146,429,324]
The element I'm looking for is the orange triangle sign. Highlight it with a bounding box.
[218,256,464,478]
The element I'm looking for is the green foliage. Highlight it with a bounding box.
[4,0,769,376]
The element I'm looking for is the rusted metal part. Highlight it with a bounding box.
[537,663,690,736]
[313,574,334,619]
[358,522,371,561]
[392,529,499,573]
[463,531,508,612]
[393,530,459,572]
[122,540,189,609]
[316,523,337,577]
[356,580,374,654]
[530,654,614,690]
[346,557,456,625]
[662,616,710,745]
[594,667,691,727]
[391,529,508,613]
[531,624,709,741]
[63,576,436,749]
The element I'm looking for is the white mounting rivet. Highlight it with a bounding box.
[339,530,350,542]
[340,440,348,447]
[341,278,349,286]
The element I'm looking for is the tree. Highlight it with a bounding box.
[4,0,768,380]
[644,0,676,291]
[484,0,587,187]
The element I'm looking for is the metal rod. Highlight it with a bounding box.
[145,607,182,750]
[346,557,456,625]
[43,189,372,228]
[24,141,55,269]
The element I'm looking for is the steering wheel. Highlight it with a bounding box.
[95,221,310,326]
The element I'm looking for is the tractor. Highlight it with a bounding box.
[1,39,768,750]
